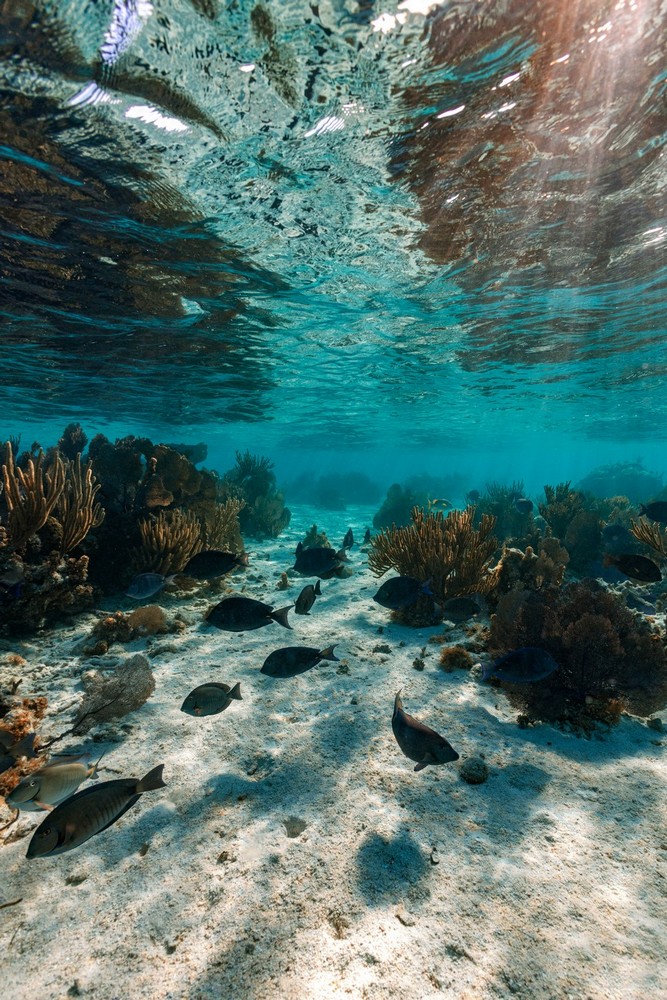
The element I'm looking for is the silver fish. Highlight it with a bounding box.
[7,754,100,812]
[391,691,459,772]
[180,682,242,717]
[26,764,166,858]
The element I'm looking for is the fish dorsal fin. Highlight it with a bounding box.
[229,682,242,700]
[314,580,321,595]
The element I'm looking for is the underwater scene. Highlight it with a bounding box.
[1,1,666,997]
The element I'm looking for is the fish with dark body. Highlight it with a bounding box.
[182,550,249,580]
[441,596,481,623]
[261,645,338,678]
[514,498,534,514]
[206,596,293,631]
[126,572,174,600]
[483,647,559,683]
[603,553,661,583]
[373,576,432,610]
[391,691,459,772]
[639,501,667,524]
[466,490,480,505]
[7,754,99,812]
[181,681,242,716]
[602,523,635,549]
[292,543,345,577]
[362,528,371,544]
[26,764,166,858]
[295,580,321,615]
[0,731,36,775]
[342,528,354,550]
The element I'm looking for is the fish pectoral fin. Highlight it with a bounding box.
[413,761,429,772]
[35,800,54,812]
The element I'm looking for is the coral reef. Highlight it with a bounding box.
[630,518,667,558]
[369,506,498,624]
[1,442,66,551]
[222,451,290,539]
[57,422,88,461]
[135,509,204,576]
[0,689,48,799]
[372,484,425,529]
[473,480,534,546]
[439,646,475,672]
[538,482,586,540]
[0,555,95,633]
[75,654,156,733]
[301,524,330,549]
[79,606,185,656]
[489,579,667,728]
[577,461,663,504]
[490,539,570,605]
[54,453,105,554]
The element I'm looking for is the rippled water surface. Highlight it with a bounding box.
[1,0,666,475]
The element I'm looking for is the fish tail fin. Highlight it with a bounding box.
[271,605,293,629]
[421,578,434,597]
[335,548,348,562]
[137,764,166,793]
[230,682,242,700]
[314,580,321,595]
[90,749,107,779]
[238,552,250,566]
[480,663,495,682]
[165,574,177,585]
[319,645,338,662]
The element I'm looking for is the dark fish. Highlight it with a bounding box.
[261,645,338,678]
[126,572,173,600]
[373,576,432,610]
[602,523,634,546]
[466,490,480,505]
[342,528,354,550]
[181,681,242,717]
[514,498,534,514]
[182,550,249,580]
[7,754,99,812]
[391,691,459,772]
[441,596,481,623]
[0,731,37,775]
[603,553,661,583]
[0,580,23,602]
[206,596,293,631]
[295,580,321,615]
[639,501,667,524]
[293,543,345,577]
[26,764,166,858]
[363,528,372,544]
[483,647,559,683]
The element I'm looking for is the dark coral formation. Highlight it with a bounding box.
[489,579,667,728]
[222,451,290,539]
[75,654,156,733]
[577,462,663,505]
[372,483,425,529]
[439,646,475,672]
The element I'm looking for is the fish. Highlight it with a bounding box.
[126,572,174,600]
[342,528,354,550]
[0,731,37,774]
[6,754,100,812]
[465,490,480,505]
[639,501,667,524]
[292,543,345,577]
[429,498,452,509]
[182,550,249,580]
[261,645,338,678]
[180,681,242,717]
[482,647,559,683]
[441,596,481,623]
[206,596,293,631]
[602,522,634,548]
[373,576,433,610]
[362,528,372,544]
[603,553,661,583]
[26,764,166,858]
[514,498,534,514]
[391,691,459,772]
[295,580,321,615]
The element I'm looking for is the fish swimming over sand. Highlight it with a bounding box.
[603,553,661,583]
[181,681,242,716]
[261,645,338,678]
[373,576,432,610]
[0,731,37,775]
[295,580,321,615]
[206,596,293,631]
[391,691,459,772]
[441,596,481,623]
[126,572,174,600]
[362,528,372,544]
[483,647,559,683]
[182,550,249,580]
[26,764,166,858]
[342,528,354,550]
[7,754,100,812]
[638,501,667,524]
[293,543,345,577]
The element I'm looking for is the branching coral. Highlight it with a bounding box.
[135,509,204,575]
[630,518,667,558]
[369,506,499,604]
[539,482,585,540]
[372,484,424,530]
[1,442,66,551]
[489,579,667,728]
[205,498,245,552]
[222,451,290,539]
[54,453,105,554]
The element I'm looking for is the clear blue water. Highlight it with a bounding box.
[1,0,666,491]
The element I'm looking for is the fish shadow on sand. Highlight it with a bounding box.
[354,827,430,906]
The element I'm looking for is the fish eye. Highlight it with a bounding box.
[29,779,38,787]
[38,827,51,839]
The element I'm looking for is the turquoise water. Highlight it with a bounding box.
[1,0,666,488]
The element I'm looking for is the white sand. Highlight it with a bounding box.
[1,504,665,1000]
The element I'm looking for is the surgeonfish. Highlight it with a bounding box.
[391,691,459,772]
[180,682,242,717]
[295,580,321,615]
[441,596,481,623]
[182,550,249,579]
[127,572,174,600]
[206,596,293,631]
[342,528,354,550]
[514,498,534,514]
[0,730,37,775]
[6,754,100,812]
[292,543,345,577]
[373,576,432,610]
[638,501,667,524]
[603,552,661,583]
[260,645,338,678]
[26,764,166,858]
[482,647,559,683]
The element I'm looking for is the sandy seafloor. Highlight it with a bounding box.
[1,504,665,1000]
